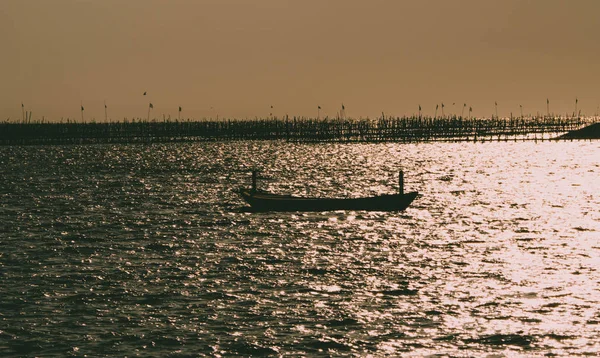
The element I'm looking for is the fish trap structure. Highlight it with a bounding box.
[0,115,592,145]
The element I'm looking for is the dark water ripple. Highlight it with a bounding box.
[1,141,599,356]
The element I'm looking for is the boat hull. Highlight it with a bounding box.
[240,189,418,212]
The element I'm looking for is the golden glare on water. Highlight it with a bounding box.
[0,140,598,355]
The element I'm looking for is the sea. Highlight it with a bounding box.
[0,140,598,357]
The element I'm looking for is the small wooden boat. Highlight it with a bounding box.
[240,171,418,212]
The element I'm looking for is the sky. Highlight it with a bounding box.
[1,0,600,121]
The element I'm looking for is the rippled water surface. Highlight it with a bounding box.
[1,141,599,356]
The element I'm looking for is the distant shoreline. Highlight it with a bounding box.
[556,123,600,140]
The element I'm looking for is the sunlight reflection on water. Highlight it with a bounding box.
[0,140,598,356]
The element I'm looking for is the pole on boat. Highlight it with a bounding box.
[252,170,258,192]
[399,170,404,195]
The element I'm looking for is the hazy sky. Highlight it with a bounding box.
[1,0,599,121]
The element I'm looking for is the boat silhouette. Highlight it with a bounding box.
[240,170,418,212]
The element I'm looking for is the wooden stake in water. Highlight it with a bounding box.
[520,104,523,119]
[81,102,84,122]
[21,102,25,123]
[435,104,439,119]
[575,98,578,118]
[547,98,550,117]
[148,102,153,121]
[178,106,182,121]
[495,101,498,119]
[399,170,404,195]
[104,100,108,122]
[317,105,321,119]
